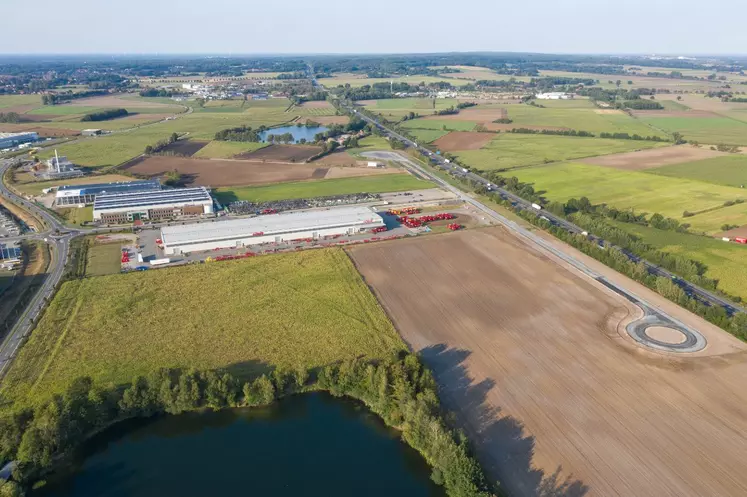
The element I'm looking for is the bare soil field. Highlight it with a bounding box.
[0,124,80,137]
[310,115,350,125]
[423,107,507,123]
[236,144,322,163]
[432,132,495,151]
[160,140,209,156]
[348,228,747,497]
[656,94,747,115]
[716,225,747,239]
[581,145,726,170]
[296,101,334,109]
[123,156,324,187]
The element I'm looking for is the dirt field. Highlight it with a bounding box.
[716,225,747,239]
[308,115,350,125]
[296,101,334,109]
[423,106,507,123]
[432,132,495,151]
[348,228,747,497]
[123,156,322,187]
[122,156,394,187]
[580,145,725,170]
[160,140,209,156]
[236,144,322,163]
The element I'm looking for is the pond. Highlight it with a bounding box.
[259,125,329,143]
[36,393,445,497]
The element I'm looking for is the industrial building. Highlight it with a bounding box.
[0,132,38,149]
[160,206,384,255]
[93,187,214,224]
[55,179,161,206]
[536,92,574,100]
[41,151,84,180]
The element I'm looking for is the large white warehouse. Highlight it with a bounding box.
[160,206,384,255]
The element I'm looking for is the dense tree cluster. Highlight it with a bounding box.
[214,125,265,142]
[622,100,664,110]
[0,354,491,497]
[0,112,21,123]
[80,108,128,122]
[139,88,183,98]
[508,128,594,137]
[40,90,108,106]
[598,132,666,142]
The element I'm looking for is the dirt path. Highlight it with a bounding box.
[348,228,747,497]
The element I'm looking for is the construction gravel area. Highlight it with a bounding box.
[348,227,747,497]
[580,145,726,170]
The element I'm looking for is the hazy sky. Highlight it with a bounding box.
[2,0,745,55]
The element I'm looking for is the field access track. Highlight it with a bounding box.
[348,228,747,497]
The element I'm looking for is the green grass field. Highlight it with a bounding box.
[636,116,747,145]
[684,202,747,234]
[400,119,477,132]
[346,135,392,156]
[192,141,268,159]
[39,103,294,167]
[506,105,667,137]
[214,173,430,203]
[11,174,134,196]
[610,220,747,301]
[0,249,405,404]
[658,100,691,111]
[450,134,668,171]
[512,162,747,231]
[85,242,122,277]
[405,128,450,143]
[28,106,105,116]
[0,95,40,109]
[361,98,459,119]
[648,155,747,188]
[58,206,93,226]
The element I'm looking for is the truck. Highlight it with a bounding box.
[531,203,542,210]
[150,258,171,266]
[462,168,468,173]
[444,159,450,164]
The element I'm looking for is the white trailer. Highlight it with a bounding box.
[150,258,170,266]
[531,203,542,210]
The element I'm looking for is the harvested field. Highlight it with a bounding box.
[323,166,401,179]
[309,115,350,125]
[236,144,322,163]
[581,145,726,170]
[123,156,322,187]
[159,140,209,156]
[432,132,495,151]
[717,225,747,239]
[349,228,747,497]
[593,109,625,115]
[296,101,334,109]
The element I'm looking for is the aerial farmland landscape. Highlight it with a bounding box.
[1,3,747,497]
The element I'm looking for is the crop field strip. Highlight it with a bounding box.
[348,228,747,497]
[0,249,405,405]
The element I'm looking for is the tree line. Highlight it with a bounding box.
[41,90,108,106]
[143,133,179,154]
[0,354,491,497]
[81,108,128,122]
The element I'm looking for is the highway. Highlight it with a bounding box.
[336,98,746,316]
[0,159,75,376]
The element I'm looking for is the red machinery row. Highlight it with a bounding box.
[398,212,456,228]
[387,207,421,216]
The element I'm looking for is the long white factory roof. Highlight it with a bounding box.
[94,187,212,211]
[161,206,382,246]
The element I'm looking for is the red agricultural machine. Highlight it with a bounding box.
[260,209,277,215]
[398,212,456,228]
[371,226,388,233]
[447,223,463,231]
[387,207,421,216]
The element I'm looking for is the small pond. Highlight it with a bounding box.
[35,393,444,497]
[259,125,329,143]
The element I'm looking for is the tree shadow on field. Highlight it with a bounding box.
[222,359,274,384]
[419,344,589,497]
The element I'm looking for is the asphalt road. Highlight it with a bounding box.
[0,159,75,377]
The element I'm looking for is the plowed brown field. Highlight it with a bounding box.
[348,228,747,497]
[581,145,726,170]
[236,144,322,162]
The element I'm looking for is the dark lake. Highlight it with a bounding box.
[259,125,329,143]
[35,393,445,497]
